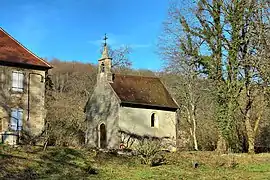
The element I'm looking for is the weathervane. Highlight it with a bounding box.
[103,33,108,46]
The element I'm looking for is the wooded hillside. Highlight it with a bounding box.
[43,59,269,153]
[42,0,269,153]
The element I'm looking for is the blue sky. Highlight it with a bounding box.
[1,0,172,71]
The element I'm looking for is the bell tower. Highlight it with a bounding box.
[98,34,112,83]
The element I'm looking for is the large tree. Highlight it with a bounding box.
[160,0,269,152]
[237,0,270,153]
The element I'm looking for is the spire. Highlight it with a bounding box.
[97,33,113,82]
[100,33,110,60]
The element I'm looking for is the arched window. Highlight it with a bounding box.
[151,113,157,128]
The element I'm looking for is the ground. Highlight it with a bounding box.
[0,145,269,180]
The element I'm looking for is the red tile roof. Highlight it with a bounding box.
[110,74,179,109]
[0,28,52,69]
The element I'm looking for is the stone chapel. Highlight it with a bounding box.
[84,41,179,150]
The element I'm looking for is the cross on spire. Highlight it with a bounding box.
[103,33,108,46]
[100,33,110,59]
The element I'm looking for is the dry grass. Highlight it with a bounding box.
[0,145,269,180]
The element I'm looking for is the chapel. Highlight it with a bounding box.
[84,40,179,149]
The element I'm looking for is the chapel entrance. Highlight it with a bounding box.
[99,123,107,149]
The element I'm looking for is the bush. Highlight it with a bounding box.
[135,138,166,166]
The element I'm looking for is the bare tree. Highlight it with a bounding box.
[159,0,269,153]
[236,0,270,153]
[159,2,213,151]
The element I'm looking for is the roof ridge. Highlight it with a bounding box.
[0,27,52,68]
[114,73,159,79]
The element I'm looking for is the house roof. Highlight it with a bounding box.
[110,74,179,109]
[0,28,52,69]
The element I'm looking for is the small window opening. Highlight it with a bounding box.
[101,62,105,72]
[151,113,157,127]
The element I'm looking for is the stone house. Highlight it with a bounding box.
[84,43,179,150]
[0,28,52,145]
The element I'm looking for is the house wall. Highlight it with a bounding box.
[0,65,46,145]
[119,106,177,147]
[85,74,120,149]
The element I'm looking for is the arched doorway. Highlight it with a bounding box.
[99,123,107,149]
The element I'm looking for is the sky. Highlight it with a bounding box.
[1,0,172,71]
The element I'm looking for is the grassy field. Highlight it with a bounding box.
[0,145,269,180]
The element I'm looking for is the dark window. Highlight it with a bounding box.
[100,123,107,148]
[101,62,105,72]
[151,113,156,127]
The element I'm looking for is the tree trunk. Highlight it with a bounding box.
[245,119,255,154]
[245,100,264,154]
[193,130,198,151]
[216,132,227,153]
[244,105,255,154]
[185,102,198,151]
[191,103,198,151]
[243,68,256,154]
[243,85,255,154]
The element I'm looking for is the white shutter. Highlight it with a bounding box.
[12,71,24,92]
[0,70,3,82]
[0,70,4,89]
[10,109,18,130]
[12,72,18,91]
[17,109,23,130]
[18,73,24,92]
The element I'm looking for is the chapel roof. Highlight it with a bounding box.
[110,74,179,110]
[0,27,52,69]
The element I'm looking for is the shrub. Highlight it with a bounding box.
[135,138,166,166]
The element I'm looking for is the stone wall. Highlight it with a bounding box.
[85,74,120,149]
[0,65,46,145]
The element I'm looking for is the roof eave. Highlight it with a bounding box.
[0,60,53,70]
[120,101,179,111]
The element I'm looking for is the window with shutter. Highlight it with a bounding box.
[17,109,23,131]
[0,118,2,132]
[0,70,3,82]
[12,71,24,92]
[10,109,18,130]
[10,108,23,131]
[0,70,4,89]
